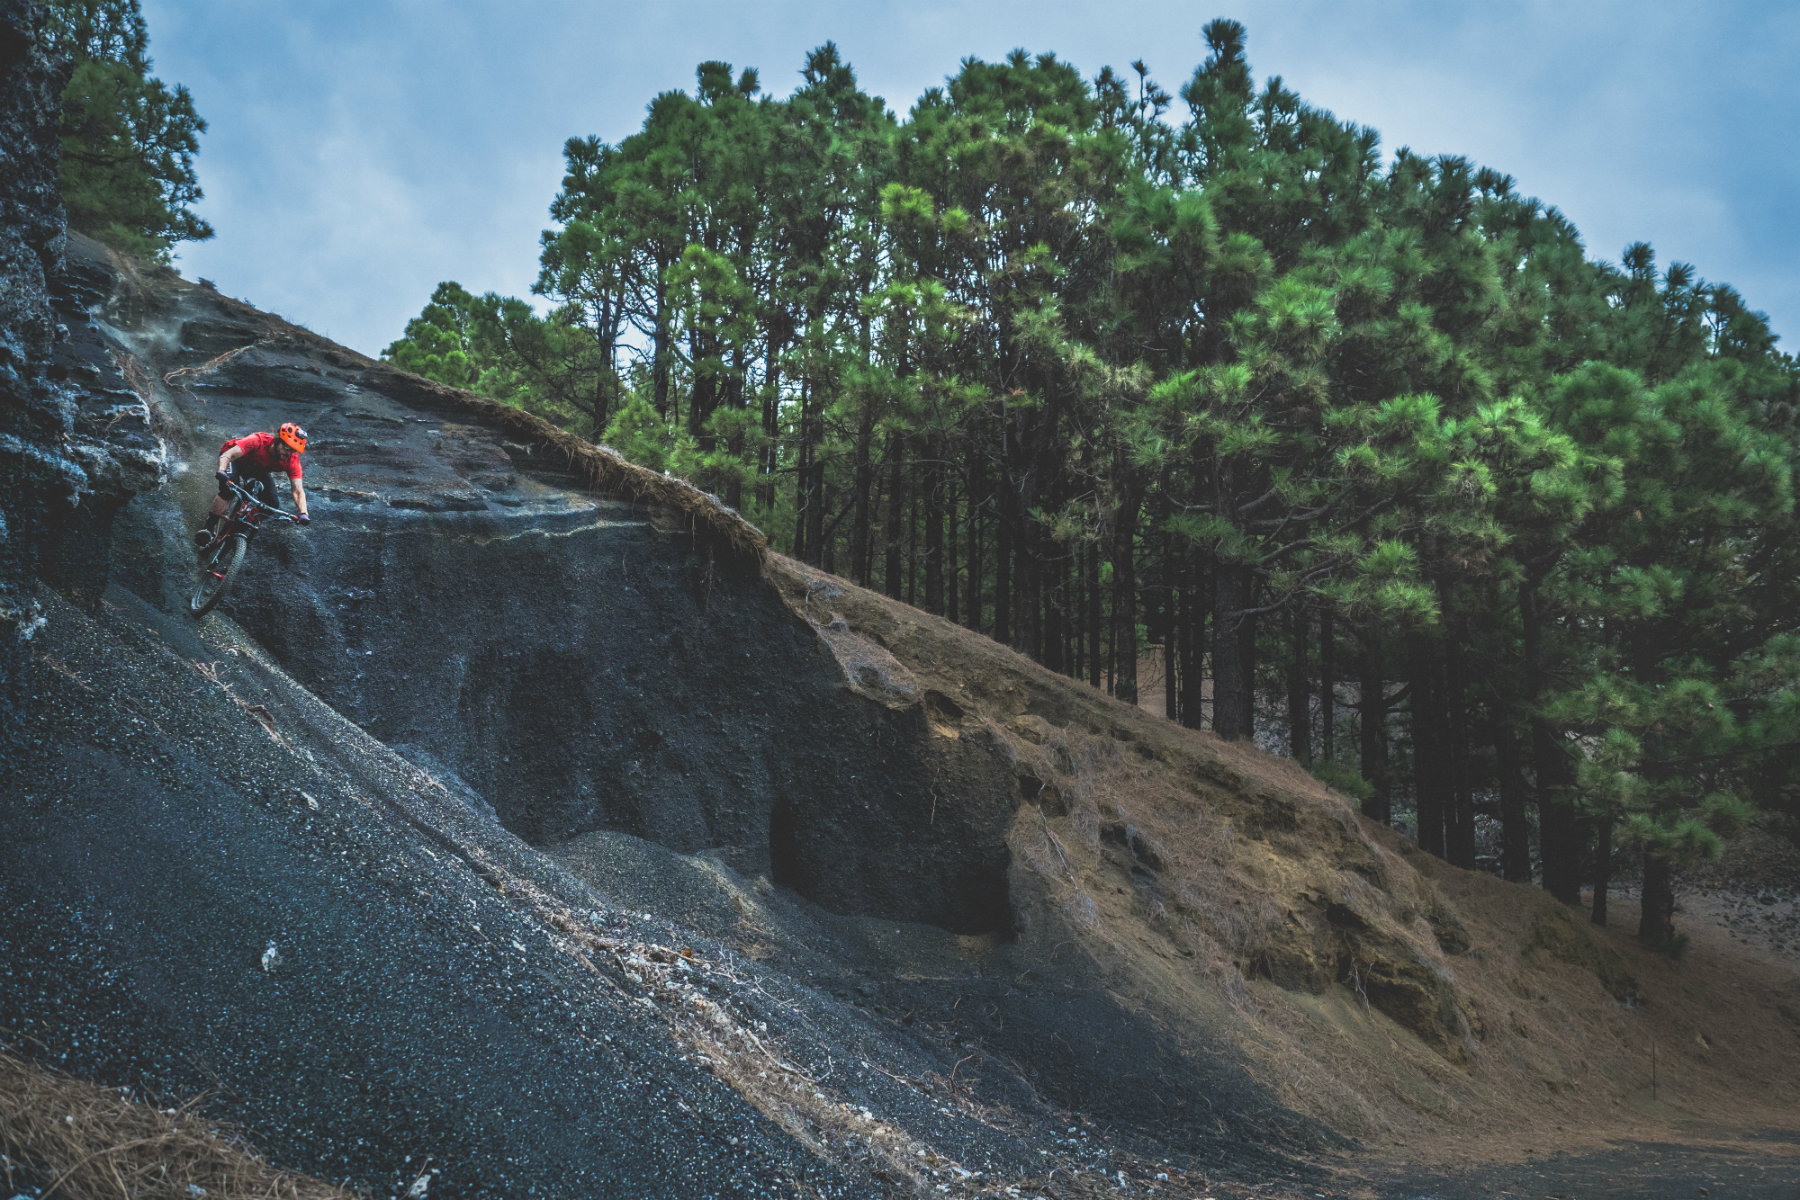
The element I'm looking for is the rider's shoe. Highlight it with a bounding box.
[193,527,213,546]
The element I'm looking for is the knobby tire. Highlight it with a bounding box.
[190,534,247,617]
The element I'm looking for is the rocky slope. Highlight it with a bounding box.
[0,0,165,742]
[3,238,1326,1199]
[5,178,1800,1200]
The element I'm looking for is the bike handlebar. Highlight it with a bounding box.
[224,479,297,522]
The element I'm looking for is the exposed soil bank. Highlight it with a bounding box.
[109,246,1020,936]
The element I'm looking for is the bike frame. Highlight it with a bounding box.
[199,479,294,552]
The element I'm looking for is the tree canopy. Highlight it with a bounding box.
[40,0,211,259]
[385,21,1800,946]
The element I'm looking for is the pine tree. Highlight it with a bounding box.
[383,25,1800,924]
[41,0,210,259]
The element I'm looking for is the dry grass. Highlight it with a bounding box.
[0,1046,357,1200]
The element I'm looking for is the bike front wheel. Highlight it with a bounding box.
[189,534,247,616]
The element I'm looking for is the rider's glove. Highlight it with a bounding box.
[215,469,234,497]
[295,513,311,526]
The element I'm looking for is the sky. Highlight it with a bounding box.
[139,0,1800,359]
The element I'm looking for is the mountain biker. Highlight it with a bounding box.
[195,422,312,545]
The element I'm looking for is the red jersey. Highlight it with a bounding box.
[222,431,303,480]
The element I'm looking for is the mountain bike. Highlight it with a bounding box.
[189,479,297,617]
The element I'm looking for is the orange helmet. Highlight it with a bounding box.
[278,422,308,454]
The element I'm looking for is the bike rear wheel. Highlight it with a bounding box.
[189,534,247,616]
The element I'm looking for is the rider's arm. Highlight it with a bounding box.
[290,477,309,519]
[217,444,244,473]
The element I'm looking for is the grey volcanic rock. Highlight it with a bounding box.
[0,2,63,390]
[4,244,1332,1198]
[1,7,163,744]
[0,0,74,741]
[3,586,862,1199]
[117,272,1019,937]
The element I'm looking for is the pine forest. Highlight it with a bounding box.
[384,21,1800,944]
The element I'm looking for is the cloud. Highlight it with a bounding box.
[144,0,1800,352]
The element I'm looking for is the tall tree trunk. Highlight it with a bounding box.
[923,455,944,615]
[1409,632,1447,857]
[1591,815,1614,927]
[965,456,984,633]
[757,335,782,513]
[1043,558,1066,675]
[905,485,918,607]
[688,324,714,441]
[804,449,826,570]
[1181,549,1205,729]
[1320,609,1336,761]
[1212,563,1253,740]
[1086,541,1102,689]
[1493,716,1533,883]
[1360,633,1391,823]
[1065,560,1078,676]
[994,466,1013,646]
[1111,486,1142,705]
[1521,582,1581,905]
[652,275,671,418]
[1287,603,1310,766]
[1165,534,1181,721]
[883,434,905,600]
[722,343,746,510]
[1105,578,1118,697]
[945,479,960,625]
[1445,631,1477,869]
[1068,562,1079,674]
[1236,575,1258,738]
[1639,849,1676,947]
[849,398,876,587]
[1013,514,1039,660]
[793,379,813,562]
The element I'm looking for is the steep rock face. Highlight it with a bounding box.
[0,0,72,738]
[110,284,1020,935]
[37,245,168,598]
[72,252,1331,1169]
[0,9,162,742]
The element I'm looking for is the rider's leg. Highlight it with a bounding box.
[196,491,231,541]
[198,470,259,541]
[201,473,276,544]
[196,493,228,544]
